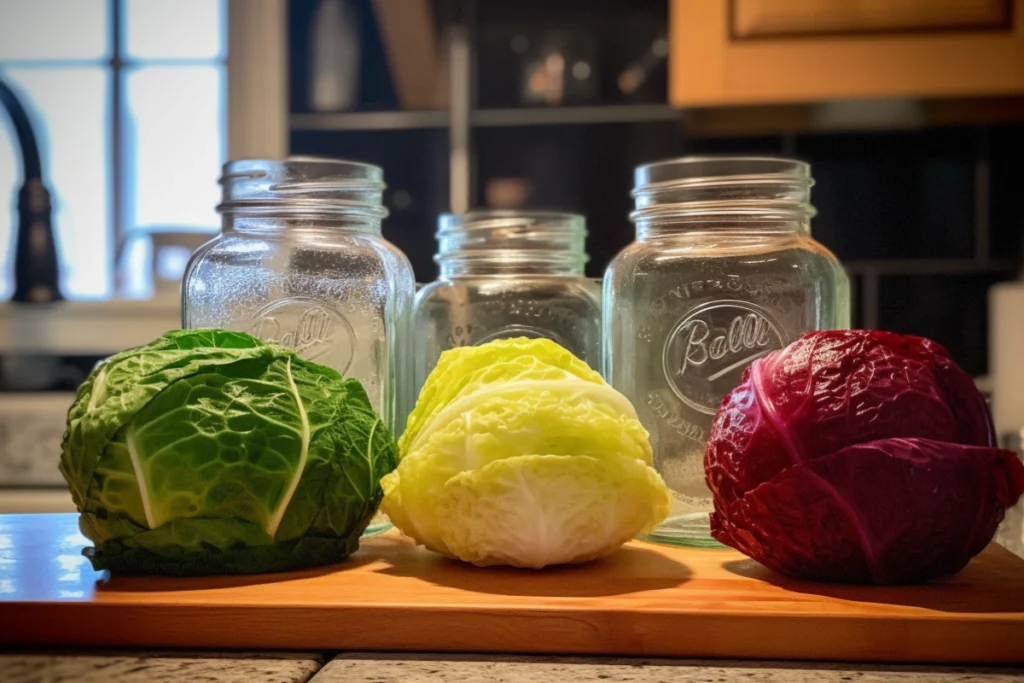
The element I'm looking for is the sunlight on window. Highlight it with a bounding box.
[0,0,108,62]
[124,0,225,60]
[125,66,224,232]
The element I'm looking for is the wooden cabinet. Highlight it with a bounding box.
[669,0,1024,106]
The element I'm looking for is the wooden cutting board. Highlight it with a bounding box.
[1,513,1022,663]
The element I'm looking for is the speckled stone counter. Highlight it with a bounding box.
[2,653,1023,683]
[0,651,323,683]
[313,655,1024,682]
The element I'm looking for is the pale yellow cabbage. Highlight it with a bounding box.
[382,338,671,568]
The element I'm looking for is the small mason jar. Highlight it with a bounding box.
[182,157,415,435]
[603,157,849,546]
[413,210,601,391]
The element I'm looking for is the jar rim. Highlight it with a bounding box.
[436,209,589,274]
[633,155,811,194]
[631,155,815,227]
[438,210,586,237]
[218,156,388,219]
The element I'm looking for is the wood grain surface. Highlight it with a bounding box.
[669,0,1024,106]
[1,513,1022,663]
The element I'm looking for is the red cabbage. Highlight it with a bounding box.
[705,330,1024,584]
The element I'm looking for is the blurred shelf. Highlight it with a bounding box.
[680,96,1024,138]
[289,105,681,131]
[0,299,181,355]
[290,110,449,131]
[471,104,679,127]
[289,97,1024,136]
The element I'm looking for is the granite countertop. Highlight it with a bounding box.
[2,653,1023,683]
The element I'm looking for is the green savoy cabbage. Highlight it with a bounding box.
[59,329,397,575]
[381,338,671,568]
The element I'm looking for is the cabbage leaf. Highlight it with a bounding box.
[60,329,397,575]
[383,338,670,568]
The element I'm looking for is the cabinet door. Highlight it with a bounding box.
[669,0,1024,106]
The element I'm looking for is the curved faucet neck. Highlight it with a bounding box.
[0,77,43,180]
[1,76,62,303]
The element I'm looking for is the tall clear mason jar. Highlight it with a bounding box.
[182,158,415,438]
[603,157,849,546]
[413,211,601,392]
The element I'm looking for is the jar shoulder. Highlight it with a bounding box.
[607,235,841,270]
[603,235,846,308]
[416,277,600,305]
[187,232,414,280]
[604,241,645,274]
[183,233,224,271]
[371,236,416,286]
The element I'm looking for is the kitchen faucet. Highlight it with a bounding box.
[0,76,62,302]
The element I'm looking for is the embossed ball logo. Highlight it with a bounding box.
[249,298,356,374]
[662,300,786,415]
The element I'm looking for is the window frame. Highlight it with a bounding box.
[111,0,229,287]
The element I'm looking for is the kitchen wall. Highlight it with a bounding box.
[289,0,1024,379]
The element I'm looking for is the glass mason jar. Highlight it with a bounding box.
[603,156,850,546]
[182,157,415,436]
[413,210,601,392]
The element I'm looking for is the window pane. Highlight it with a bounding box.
[121,65,223,297]
[125,66,223,230]
[124,0,225,60]
[0,68,111,299]
[0,0,108,61]
[0,114,12,299]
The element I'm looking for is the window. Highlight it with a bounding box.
[0,0,226,300]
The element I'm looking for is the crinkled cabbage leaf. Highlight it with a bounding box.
[60,329,397,575]
[706,330,1024,584]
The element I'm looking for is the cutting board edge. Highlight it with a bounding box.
[10,598,1024,619]
[4,602,1022,665]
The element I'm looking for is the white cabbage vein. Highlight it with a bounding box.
[266,357,310,538]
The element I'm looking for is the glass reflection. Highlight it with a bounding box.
[0,515,104,601]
